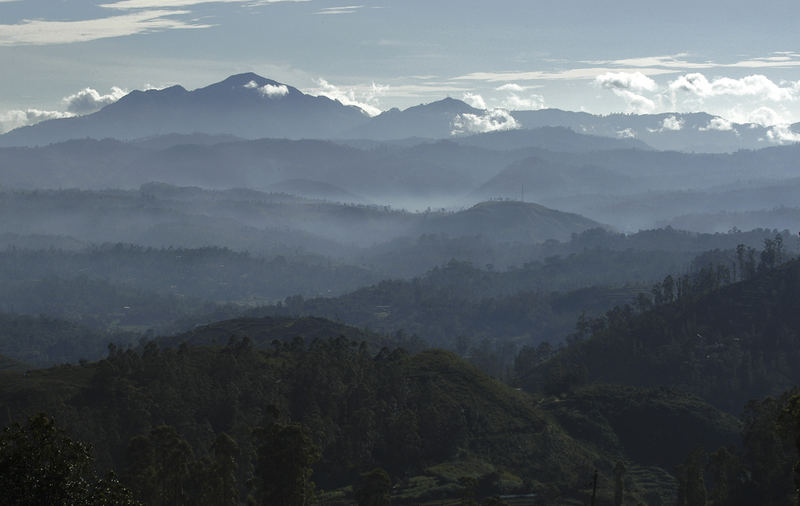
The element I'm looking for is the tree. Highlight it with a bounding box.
[251,422,320,506]
[759,234,784,272]
[613,461,625,506]
[676,448,706,506]
[354,467,392,506]
[210,432,240,506]
[125,425,193,506]
[706,447,744,506]
[0,414,139,506]
[190,432,240,506]
[778,393,800,505]
[458,476,479,506]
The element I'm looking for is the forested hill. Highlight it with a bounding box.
[523,256,800,411]
[0,323,674,505]
[1,283,797,504]
[156,315,387,350]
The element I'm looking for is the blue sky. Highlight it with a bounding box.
[2,0,800,132]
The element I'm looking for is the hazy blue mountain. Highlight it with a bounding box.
[0,73,370,146]
[473,156,634,202]
[265,178,367,203]
[455,126,650,151]
[2,73,787,154]
[0,184,604,257]
[131,132,243,150]
[346,97,481,139]
[0,137,500,200]
[545,175,800,232]
[419,200,606,242]
[511,109,785,152]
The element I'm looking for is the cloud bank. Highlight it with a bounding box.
[699,117,734,132]
[63,87,128,114]
[451,109,519,135]
[244,80,290,98]
[669,73,800,102]
[0,84,129,133]
[594,72,658,113]
[309,79,385,116]
[500,92,545,111]
[766,125,800,144]
[462,92,487,110]
[102,0,308,9]
[0,10,207,46]
[314,6,362,15]
[0,109,73,134]
[660,115,684,131]
[0,0,309,46]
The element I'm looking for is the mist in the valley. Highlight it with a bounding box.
[2,74,800,368]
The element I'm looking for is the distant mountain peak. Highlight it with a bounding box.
[406,97,480,114]
[214,72,288,90]
[110,84,188,108]
[196,73,295,100]
[222,72,268,84]
[0,73,368,146]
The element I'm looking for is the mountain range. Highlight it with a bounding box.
[2,72,799,153]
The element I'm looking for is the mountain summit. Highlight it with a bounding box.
[346,97,482,140]
[0,73,371,146]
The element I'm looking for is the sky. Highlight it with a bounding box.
[2,0,800,133]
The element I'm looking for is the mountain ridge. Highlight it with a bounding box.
[3,73,797,153]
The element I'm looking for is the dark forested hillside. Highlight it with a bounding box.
[0,245,379,304]
[0,312,135,367]
[0,325,673,505]
[522,256,800,412]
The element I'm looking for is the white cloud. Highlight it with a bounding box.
[595,72,657,92]
[308,79,384,116]
[244,80,289,98]
[0,1,311,46]
[589,54,710,70]
[0,109,74,134]
[62,86,127,114]
[718,105,794,127]
[462,92,487,110]
[613,90,656,114]
[766,125,800,144]
[455,67,675,83]
[594,72,658,113]
[669,73,800,102]
[314,5,362,15]
[0,10,206,46]
[451,109,519,135]
[589,52,800,71]
[616,128,636,139]
[496,83,525,92]
[699,117,734,132]
[500,93,545,111]
[745,106,787,127]
[661,115,684,131]
[262,84,289,98]
[102,0,308,9]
